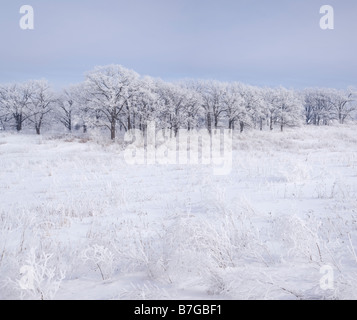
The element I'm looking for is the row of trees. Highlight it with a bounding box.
[0,65,356,140]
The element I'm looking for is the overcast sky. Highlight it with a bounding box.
[0,0,356,89]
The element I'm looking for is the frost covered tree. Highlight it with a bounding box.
[157,81,185,135]
[192,80,226,134]
[263,88,281,131]
[133,77,167,133]
[274,87,303,131]
[84,65,140,140]
[0,82,34,132]
[0,111,8,130]
[262,87,302,131]
[0,64,356,136]
[71,83,95,134]
[56,85,82,132]
[178,81,203,131]
[235,84,262,132]
[221,82,244,130]
[0,87,10,130]
[249,87,266,131]
[156,81,202,135]
[329,88,356,124]
[27,80,56,135]
[303,89,333,125]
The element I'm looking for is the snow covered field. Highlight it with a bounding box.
[1,125,357,300]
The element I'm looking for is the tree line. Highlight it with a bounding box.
[0,65,356,140]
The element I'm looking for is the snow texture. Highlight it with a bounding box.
[0,125,357,300]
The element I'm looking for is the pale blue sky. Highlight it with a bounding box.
[0,0,356,89]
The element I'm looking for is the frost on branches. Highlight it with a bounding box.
[0,65,356,139]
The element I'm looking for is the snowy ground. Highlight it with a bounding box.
[1,126,357,300]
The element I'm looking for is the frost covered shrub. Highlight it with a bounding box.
[157,198,273,291]
[80,245,115,280]
[272,215,325,265]
[12,249,65,300]
[112,218,171,282]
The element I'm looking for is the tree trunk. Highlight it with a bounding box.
[207,112,212,135]
[240,121,244,133]
[16,114,22,132]
[228,120,233,130]
[214,115,218,129]
[68,111,72,132]
[270,116,273,131]
[111,118,116,141]
[127,114,132,131]
[139,116,142,131]
[36,117,42,135]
